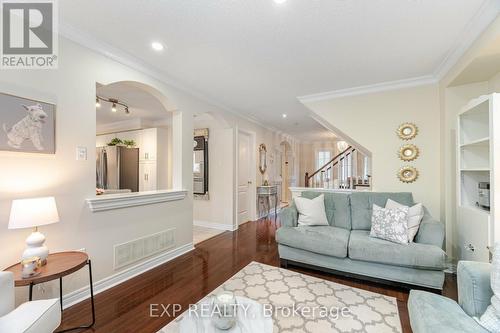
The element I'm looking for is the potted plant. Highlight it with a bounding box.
[123,139,136,148]
[107,138,123,146]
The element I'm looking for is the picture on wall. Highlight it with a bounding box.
[0,92,55,154]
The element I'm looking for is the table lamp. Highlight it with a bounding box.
[8,197,59,265]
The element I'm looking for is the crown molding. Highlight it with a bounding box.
[433,0,500,80]
[58,22,299,142]
[297,75,437,104]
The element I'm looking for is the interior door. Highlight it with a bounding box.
[238,132,251,224]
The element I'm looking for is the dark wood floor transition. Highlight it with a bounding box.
[60,217,457,333]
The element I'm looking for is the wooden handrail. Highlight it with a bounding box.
[305,146,353,187]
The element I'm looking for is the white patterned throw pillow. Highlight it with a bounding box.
[479,243,500,332]
[370,204,409,244]
[385,199,424,242]
[294,194,329,226]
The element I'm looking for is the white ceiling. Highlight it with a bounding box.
[61,0,490,138]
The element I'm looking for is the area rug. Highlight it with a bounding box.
[158,262,402,332]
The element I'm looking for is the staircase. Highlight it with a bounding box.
[305,146,371,189]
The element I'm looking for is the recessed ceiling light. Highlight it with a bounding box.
[274,0,287,4]
[151,41,164,51]
[282,114,287,118]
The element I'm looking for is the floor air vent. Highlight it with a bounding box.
[114,228,175,269]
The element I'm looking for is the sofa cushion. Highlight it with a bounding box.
[350,192,414,230]
[301,192,351,229]
[348,230,446,270]
[276,226,350,258]
[408,290,489,333]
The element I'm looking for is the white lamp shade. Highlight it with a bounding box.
[8,197,60,229]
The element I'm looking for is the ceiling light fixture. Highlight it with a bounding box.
[96,96,130,115]
[282,114,287,118]
[151,41,164,51]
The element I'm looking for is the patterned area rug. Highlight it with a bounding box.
[159,262,402,332]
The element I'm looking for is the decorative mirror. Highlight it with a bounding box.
[397,123,418,140]
[259,144,267,175]
[398,144,419,162]
[397,166,419,183]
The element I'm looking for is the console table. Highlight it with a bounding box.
[3,251,95,332]
[257,185,278,219]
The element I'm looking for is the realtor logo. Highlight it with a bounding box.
[1,0,58,69]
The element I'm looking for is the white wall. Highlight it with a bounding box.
[302,84,442,218]
[0,37,231,302]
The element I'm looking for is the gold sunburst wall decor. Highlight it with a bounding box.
[399,144,419,162]
[397,122,418,140]
[397,166,419,183]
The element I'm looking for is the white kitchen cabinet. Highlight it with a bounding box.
[140,128,157,161]
[139,162,157,191]
[96,127,169,190]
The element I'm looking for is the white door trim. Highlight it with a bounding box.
[235,128,257,227]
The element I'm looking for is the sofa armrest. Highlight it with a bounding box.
[0,272,15,317]
[0,299,61,333]
[279,205,298,228]
[458,261,492,318]
[414,210,445,248]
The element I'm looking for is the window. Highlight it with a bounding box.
[317,150,331,169]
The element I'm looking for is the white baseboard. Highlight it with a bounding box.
[193,220,238,231]
[62,243,194,309]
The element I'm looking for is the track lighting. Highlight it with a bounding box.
[96,96,130,115]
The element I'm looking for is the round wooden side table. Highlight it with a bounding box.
[3,251,95,333]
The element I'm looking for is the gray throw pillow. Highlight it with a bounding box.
[370,204,409,244]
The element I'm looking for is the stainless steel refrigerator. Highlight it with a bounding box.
[96,146,139,192]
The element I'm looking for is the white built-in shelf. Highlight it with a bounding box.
[457,93,498,262]
[460,137,490,148]
[460,204,491,216]
[460,94,490,115]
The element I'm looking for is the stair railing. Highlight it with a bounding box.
[305,146,353,188]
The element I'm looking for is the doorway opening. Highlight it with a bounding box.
[279,141,293,204]
[95,81,173,196]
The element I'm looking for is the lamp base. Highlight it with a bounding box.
[22,231,49,265]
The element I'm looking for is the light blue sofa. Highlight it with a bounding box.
[277,191,447,290]
[408,261,492,333]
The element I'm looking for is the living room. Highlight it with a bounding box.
[1,1,500,333]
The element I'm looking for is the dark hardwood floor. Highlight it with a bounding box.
[59,217,457,333]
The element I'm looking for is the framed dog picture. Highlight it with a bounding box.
[0,92,55,154]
